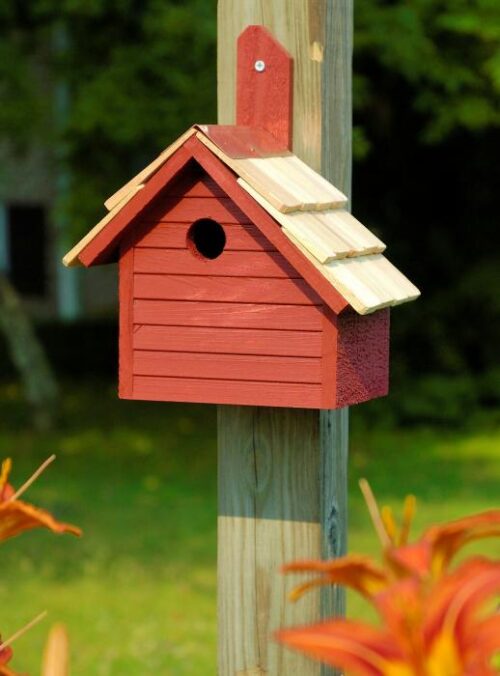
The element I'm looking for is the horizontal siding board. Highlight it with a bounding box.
[133,350,321,383]
[130,375,322,408]
[133,248,297,278]
[133,325,322,357]
[135,222,274,251]
[144,196,249,224]
[167,171,227,198]
[134,274,323,304]
[133,300,324,330]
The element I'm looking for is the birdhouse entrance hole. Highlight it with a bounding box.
[187,218,226,260]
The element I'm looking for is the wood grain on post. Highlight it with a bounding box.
[217,1,353,674]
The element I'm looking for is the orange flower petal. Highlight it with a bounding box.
[371,578,426,661]
[423,509,500,576]
[280,499,500,675]
[386,540,433,578]
[425,627,462,676]
[283,555,389,600]
[0,665,21,676]
[463,613,500,675]
[424,558,498,639]
[421,559,500,674]
[276,619,405,676]
[0,500,81,543]
[0,645,23,676]
[0,646,13,665]
[386,510,500,580]
[447,566,500,650]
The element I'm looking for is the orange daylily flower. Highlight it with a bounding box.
[0,644,21,676]
[374,558,500,674]
[423,559,499,672]
[0,458,81,543]
[277,620,407,676]
[284,481,500,599]
[277,558,500,675]
[283,555,389,601]
[373,482,500,581]
[389,509,500,579]
[279,481,500,675]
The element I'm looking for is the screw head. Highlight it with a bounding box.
[254,60,266,73]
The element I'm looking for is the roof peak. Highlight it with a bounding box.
[63,125,420,315]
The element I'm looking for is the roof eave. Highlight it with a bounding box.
[71,143,195,268]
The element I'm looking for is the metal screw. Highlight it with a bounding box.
[254,60,266,73]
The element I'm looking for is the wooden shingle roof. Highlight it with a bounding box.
[64,125,420,315]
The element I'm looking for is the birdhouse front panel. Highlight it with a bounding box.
[118,161,345,409]
[63,126,419,410]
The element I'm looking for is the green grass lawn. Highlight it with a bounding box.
[0,380,498,674]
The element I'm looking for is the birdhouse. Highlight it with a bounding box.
[63,28,419,410]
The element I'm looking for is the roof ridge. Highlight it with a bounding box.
[63,125,420,315]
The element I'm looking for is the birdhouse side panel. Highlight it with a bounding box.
[118,167,330,408]
[334,308,390,408]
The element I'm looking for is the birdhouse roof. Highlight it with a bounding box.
[63,125,419,315]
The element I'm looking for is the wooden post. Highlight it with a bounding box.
[217,2,352,674]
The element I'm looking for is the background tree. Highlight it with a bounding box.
[0,274,58,429]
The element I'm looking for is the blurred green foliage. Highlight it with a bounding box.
[0,0,498,418]
[354,0,500,153]
[1,0,499,222]
[0,0,216,229]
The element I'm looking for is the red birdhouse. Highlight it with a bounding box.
[63,28,419,410]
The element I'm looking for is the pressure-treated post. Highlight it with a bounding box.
[217,2,352,674]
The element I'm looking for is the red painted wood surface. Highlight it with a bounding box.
[117,163,333,407]
[135,222,273,251]
[76,135,391,409]
[335,308,390,408]
[134,351,321,384]
[167,167,227,198]
[133,326,322,358]
[132,376,322,409]
[134,274,320,305]
[118,240,134,398]
[134,248,297,278]
[133,300,324,331]
[236,26,293,149]
[321,308,338,408]
[144,196,248,224]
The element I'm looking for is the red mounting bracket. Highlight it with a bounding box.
[236,25,293,150]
